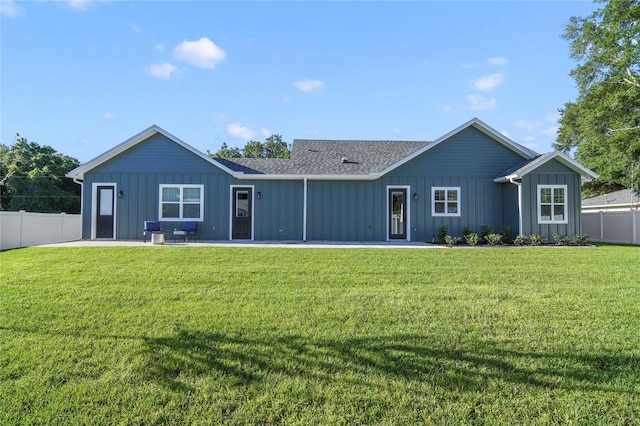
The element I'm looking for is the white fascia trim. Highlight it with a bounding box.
[234,173,379,181]
[494,151,599,183]
[66,125,237,180]
[377,118,537,178]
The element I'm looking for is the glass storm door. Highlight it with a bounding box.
[389,188,407,240]
[232,188,252,239]
[96,185,115,239]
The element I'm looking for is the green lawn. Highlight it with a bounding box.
[1,245,639,425]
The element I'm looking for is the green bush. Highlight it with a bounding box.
[444,235,461,246]
[485,233,503,246]
[500,225,513,244]
[514,234,529,245]
[530,233,546,246]
[464,232,479,246]
[462,226,473,237]
[437,225,448,243]
[552,233,571,246]
[480,224,494,239]
[573,234,589,246]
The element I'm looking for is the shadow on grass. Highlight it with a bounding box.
[142,330,639,393]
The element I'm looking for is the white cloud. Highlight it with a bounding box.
[487,57,509,66]
[515,119,535,130]
[155,44,165,52]
[0,0,26,17]
[261,128,271,137]
[293,79,325,92]
[393,128,402,134]
[148,62,177,79]
[467,94,496,111]
[472,73,503,91]
[79,137,90,145]
[540,126,559,137]
[65,0,93,11]
[441,105,455,113]
[173,37,226,69]
[227,123,256,140]
[103,112,116,120]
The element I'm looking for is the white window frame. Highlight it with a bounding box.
[159,184,204,221]
[431,187,461,217]
[537,184,568,224]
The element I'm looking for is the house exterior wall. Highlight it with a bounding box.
[82,133,235,240]
[521,159,582,241]
[303,127,527,241]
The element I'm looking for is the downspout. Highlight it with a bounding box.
[72,177,84,218]
[509,178,523,236]
[303,177,308,241]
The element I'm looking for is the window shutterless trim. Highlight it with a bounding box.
[431,186,461,217]
[158,184,204,221]
[537,184,568,224]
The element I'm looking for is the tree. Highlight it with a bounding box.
[556,0,640,197]
[208,135,291,159]
[206,142,241,159]
[0,136,81,213]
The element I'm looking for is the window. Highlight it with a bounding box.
[432,187,461,217]
[159,184,204,221]
[537,185,567,224]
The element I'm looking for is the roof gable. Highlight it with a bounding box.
[375,118,538,176]
[66,125,236,180]
[494,151,599,182]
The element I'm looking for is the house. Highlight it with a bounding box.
[66,118,598,243]
[581,188,639,245]
[582,189,640,212]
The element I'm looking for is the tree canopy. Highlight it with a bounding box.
[208,135,291,159]
[0,136,81,213]
[556,0,640,197]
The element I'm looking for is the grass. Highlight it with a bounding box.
[1,245,639,425]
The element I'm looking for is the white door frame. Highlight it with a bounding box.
[91,182,117,240]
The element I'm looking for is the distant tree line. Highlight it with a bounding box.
[1,135,81,213]
[208,134,291,159]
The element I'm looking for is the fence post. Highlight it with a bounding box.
[61,212,66,243]
[19,210,25,248]
[599,211,604,242]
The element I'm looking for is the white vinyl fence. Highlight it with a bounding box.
[582,210,640,245]
[0,211,81,250]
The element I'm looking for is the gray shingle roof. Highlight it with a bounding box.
[582,189,639,207]
[212,139,430,175]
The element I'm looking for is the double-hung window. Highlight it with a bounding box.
[159,184,204,221]
[432,187,461,217]
[537,185,567,224]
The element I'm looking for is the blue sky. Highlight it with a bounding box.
[1,0,599,163]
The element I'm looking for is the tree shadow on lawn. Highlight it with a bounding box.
[142,330,639,394]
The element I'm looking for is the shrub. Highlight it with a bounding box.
[500,225,513,244]
[514,234,529,245]
[485,233,503,246]
[465,232,479,246]
[552,233,571,246]
[573,234,589,246]
[437,225,448,243]
[462,227,473,237]
[444,235,461,246]
[530,233,546,245]
[480,224,494,239]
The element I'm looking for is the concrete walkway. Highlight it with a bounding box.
[37,239,442,249]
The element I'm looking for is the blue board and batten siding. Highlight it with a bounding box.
[384,127,522,241]
[521,159,583,240]
[306,127,525,241]
[78,124,588,242]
